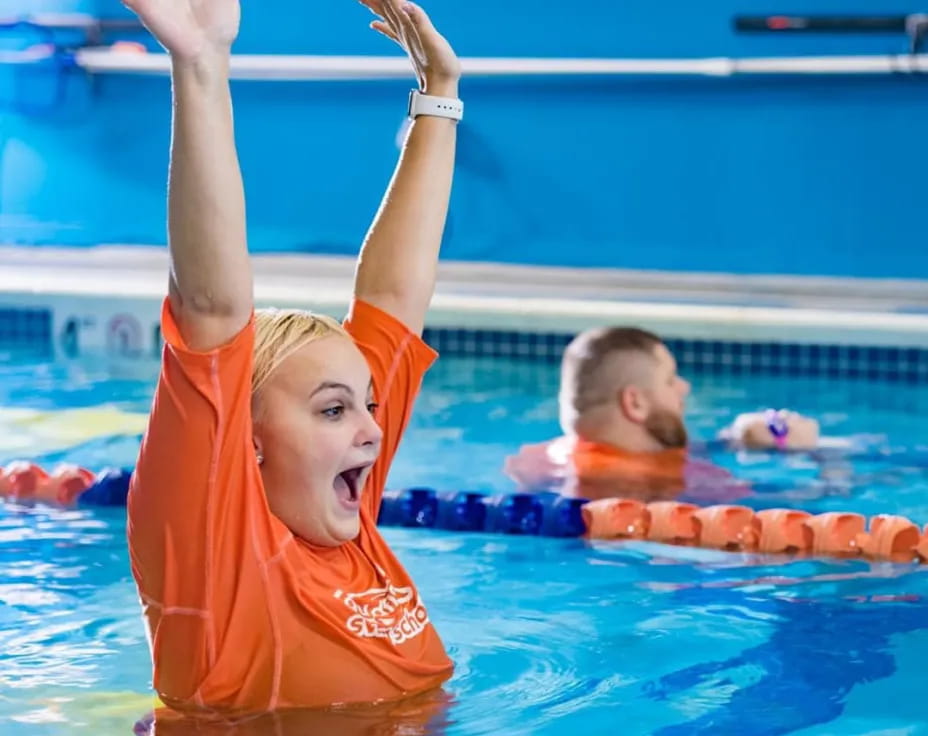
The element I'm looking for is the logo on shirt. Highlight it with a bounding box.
[334,568,430,646]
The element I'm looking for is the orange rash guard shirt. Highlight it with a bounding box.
[128,299,453,715]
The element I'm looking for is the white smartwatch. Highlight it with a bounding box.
[407,90,464,122]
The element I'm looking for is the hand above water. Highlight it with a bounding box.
[358,0,462,95]
[121,0,240,64]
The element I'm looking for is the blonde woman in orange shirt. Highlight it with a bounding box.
[122,0,462,722]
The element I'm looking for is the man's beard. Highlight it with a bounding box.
[645,407,688,449]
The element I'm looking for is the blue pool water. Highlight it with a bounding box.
[3,353,928,735]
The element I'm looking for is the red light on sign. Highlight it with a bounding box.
[767,16,794,30]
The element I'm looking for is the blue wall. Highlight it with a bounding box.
[1,0,927,278]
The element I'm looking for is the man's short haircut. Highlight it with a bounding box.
[560,326,663,418]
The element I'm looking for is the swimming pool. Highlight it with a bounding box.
[3,352,928,735]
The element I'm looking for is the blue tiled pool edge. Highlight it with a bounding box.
[2,305,927,382]
[423,328,928,383]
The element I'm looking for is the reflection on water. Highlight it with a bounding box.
[4,359,928,732]
[2,509,928,735]
[137,688,455,736]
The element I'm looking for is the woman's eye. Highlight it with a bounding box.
[322,406,344,418]
[367,402,380,415]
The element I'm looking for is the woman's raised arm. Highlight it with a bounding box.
[124,0,253,350]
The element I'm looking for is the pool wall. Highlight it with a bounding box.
[2,0,928,278]
[3,247,928,380]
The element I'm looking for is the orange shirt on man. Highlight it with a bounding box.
[569,438,688,501]
[506,436,748,504]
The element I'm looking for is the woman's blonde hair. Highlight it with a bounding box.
[252,307,348,395]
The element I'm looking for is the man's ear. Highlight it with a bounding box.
[619,385,649,424]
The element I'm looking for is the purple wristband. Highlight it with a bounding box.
[764,409,790,449]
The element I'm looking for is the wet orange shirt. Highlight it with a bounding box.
[128,299,453,714]
[568,439,688,501]
[506,437,743,503]
[570,440,749,504]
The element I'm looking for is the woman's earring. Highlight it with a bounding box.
[256,453,264,465]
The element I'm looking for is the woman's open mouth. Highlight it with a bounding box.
[333,464,370,512]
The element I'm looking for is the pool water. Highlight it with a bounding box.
[3,353,928,735]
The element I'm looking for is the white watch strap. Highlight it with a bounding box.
[408,90,464,121]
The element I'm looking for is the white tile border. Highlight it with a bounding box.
[2,245,928,358]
